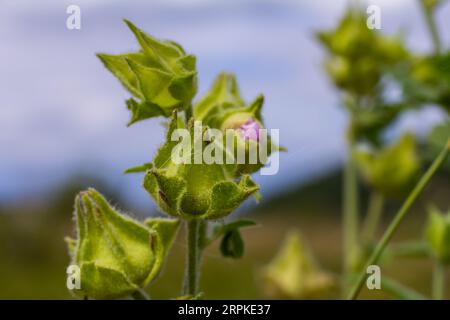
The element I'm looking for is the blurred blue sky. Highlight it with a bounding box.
[1,0,449,208]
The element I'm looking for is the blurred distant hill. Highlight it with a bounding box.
[0,165,448,299]
[255,166,449,218]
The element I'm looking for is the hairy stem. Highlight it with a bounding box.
[419,0,442,54]
[362,192,384,243]
[343,144,359,292]
[184,219,201,296]
[432,260,446,300]
[347,140,450,299]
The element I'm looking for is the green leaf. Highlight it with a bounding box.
[125,98,166,126]
[220,229,244,259]
[124,162,153,174]
[202,219,257,249]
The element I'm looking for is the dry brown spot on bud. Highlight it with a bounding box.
[159,190,170,207]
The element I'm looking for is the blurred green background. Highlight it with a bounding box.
[0,168,448,299]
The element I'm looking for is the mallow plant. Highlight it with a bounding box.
[262,1,450,300]
[317,1,450,300]
[66,20,281,299]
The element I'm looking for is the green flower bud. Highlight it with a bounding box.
[325,56,380,96]
[194,72,245,122]
[425,207,450,265]
[142,112,260,220]
[317,11,375,59]
[261,231,336,299]
[406,53,450,112]
[324,57,351,90]
[97,20,197,125]
[194,73,283,175]
[66,188,180,299]
[317,9,407,96]
[354,134,420,198]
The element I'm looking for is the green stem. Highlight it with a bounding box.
[432,260,446,300]
[381,276,427,300]
[419,0,442,54]
[347,140,450,300]
[184,219,201,296]
[362,192,384,243]
[386,241,429,259]
[343,144,359,290]
[185,103,193,123]
[131,289,149,300]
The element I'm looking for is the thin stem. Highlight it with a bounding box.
[185,103,193,123]
[198,220,208,249]
[418,0,442,54]
[362,192,384,243]
[131,289,149,300]
[343,144,359,291]
[386,241,429,259]
[184,219,201,296]
[347,140,450,300]
[382,276,427,300]
[432,260,446,300]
